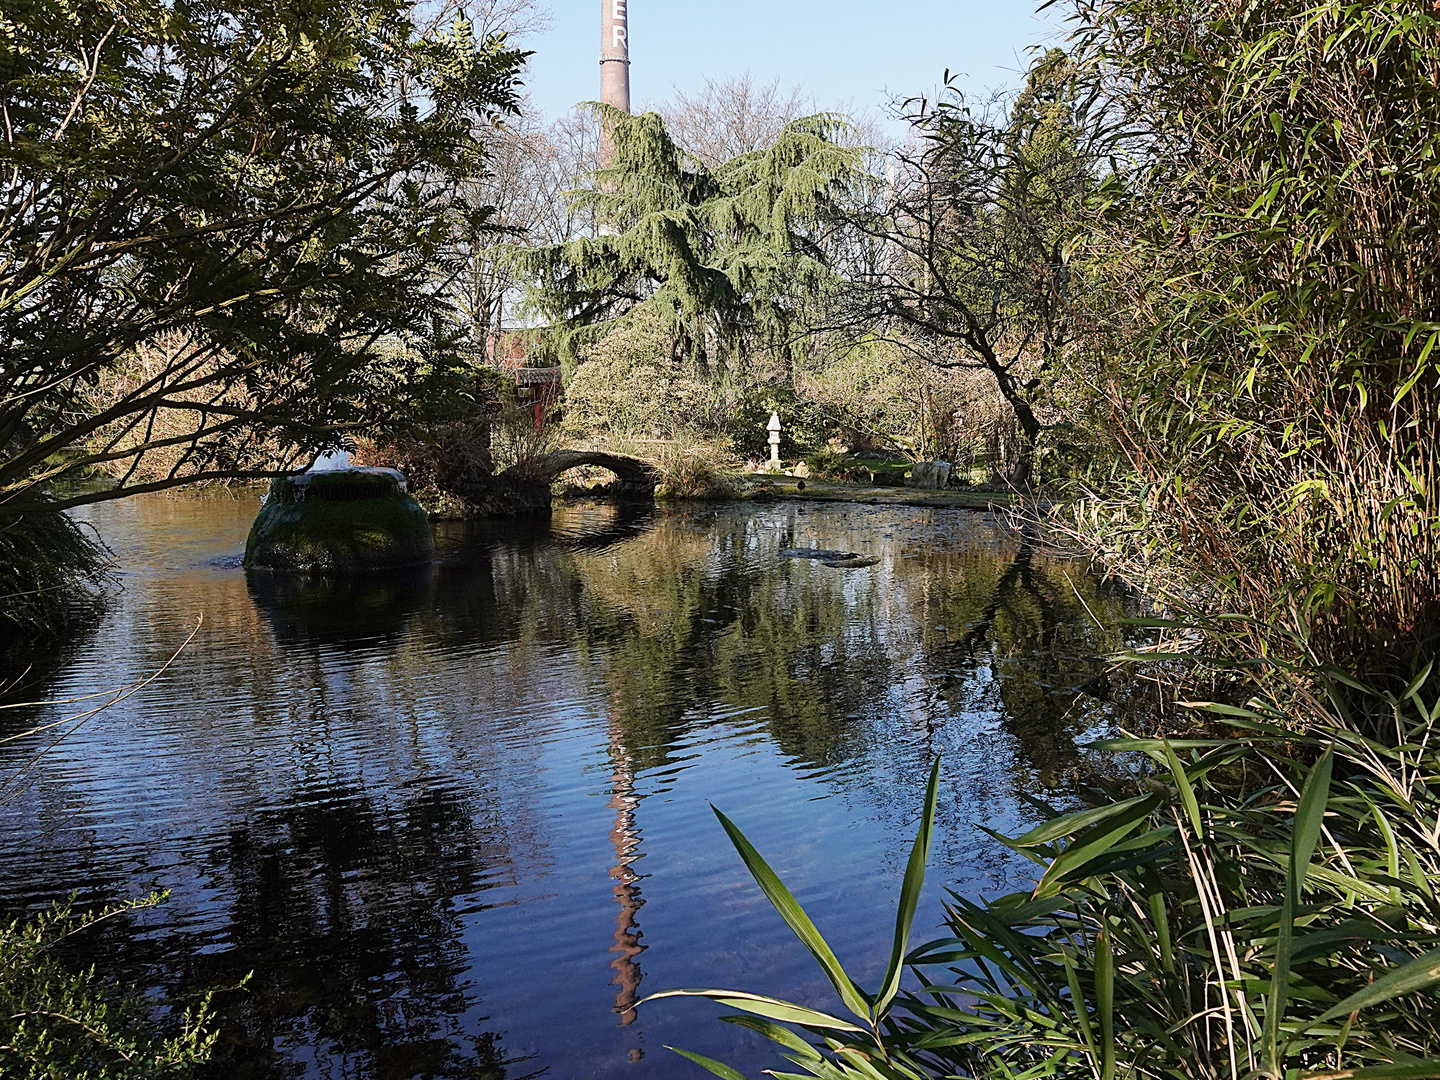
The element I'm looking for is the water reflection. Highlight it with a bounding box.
[195,783,519,1079]
[0,495,1140,1079]
[606,724,646,1030]
[248,563,436,647]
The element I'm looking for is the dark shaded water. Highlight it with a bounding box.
[0,494,1136,1079]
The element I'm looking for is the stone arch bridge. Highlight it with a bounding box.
[500,450,659,491]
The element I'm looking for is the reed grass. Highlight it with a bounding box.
[0,497,111,644]
[648,442,739,500]
[1064,0,1440,685]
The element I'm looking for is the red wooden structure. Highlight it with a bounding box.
[511,366,563,430]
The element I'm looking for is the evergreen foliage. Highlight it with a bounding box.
[562,308,722,438]
[725,382,834,461]
[0,894,218,1079]
[511,106,869,378]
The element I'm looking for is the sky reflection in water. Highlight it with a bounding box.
[0,495,1138,1079]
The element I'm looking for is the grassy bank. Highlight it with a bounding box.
[0,497,111,647]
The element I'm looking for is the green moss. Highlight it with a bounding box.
[266,470,405,504]
[244,477,435,572]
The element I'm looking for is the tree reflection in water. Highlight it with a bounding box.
[0,496,1143,1080]
[606,723,645,1033]
[564,508,1137,789]
[192,781,524,1079]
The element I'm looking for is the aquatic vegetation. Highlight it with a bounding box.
[646,761,943,1080]
[659,669,1440,1079]
[780,548,880,569]
[648,443,740,500]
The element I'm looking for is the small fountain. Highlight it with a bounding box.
[243,448,436,573]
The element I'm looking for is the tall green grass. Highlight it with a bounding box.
[0,497,110,645]
[654,671,1440,1079]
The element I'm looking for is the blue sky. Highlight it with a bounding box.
[519,0,1062,125]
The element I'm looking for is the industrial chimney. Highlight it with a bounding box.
[600,0,631,112]
[599,0,630,167]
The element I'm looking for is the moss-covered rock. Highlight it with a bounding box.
[244,468,436,572]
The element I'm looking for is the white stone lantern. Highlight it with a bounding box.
[766,411,782,468]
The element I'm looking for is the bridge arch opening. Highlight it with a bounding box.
[501,450,659,499]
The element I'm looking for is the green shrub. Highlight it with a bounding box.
[0,894,218,1079]
[727,383,835,461]
[651,670,1440,1080]
[564,311,723,439]
[802,449,848,479]
[799,341,1028,474]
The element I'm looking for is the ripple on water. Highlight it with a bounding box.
[0,494,1140,1079]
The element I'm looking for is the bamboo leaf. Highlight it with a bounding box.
[1269,747,1333,1072]
[720,1014,823,1058]
[875,757,941,1017]
[1013,792,1157,846]
[712,806,873,1021]
[1095,929,1115,1080]
[1031,795,1161,899]
[1059,944,1098,1066]
[1293,748,1334,876]
[644,989,868,1032]
[667,1046,748,1080]
[1162,739,1203,833]
[1306,1065,1440,1080]
[1314,947,1440,1024]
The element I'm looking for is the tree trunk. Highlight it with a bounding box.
[984,358,1042,490]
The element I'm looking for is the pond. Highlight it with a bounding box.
[0,494,1137,1079]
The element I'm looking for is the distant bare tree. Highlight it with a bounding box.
[653,73,816,168]
[655,72,891,170]
[450,105,607,349]
[415,0,552,39]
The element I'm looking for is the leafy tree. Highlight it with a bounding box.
[510,106,869,382]
[0,0,527,518]
[840,51,1098,485]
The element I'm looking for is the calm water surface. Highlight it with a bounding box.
[0,494,1136,1079]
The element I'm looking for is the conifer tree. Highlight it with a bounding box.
[511,106,869,380]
